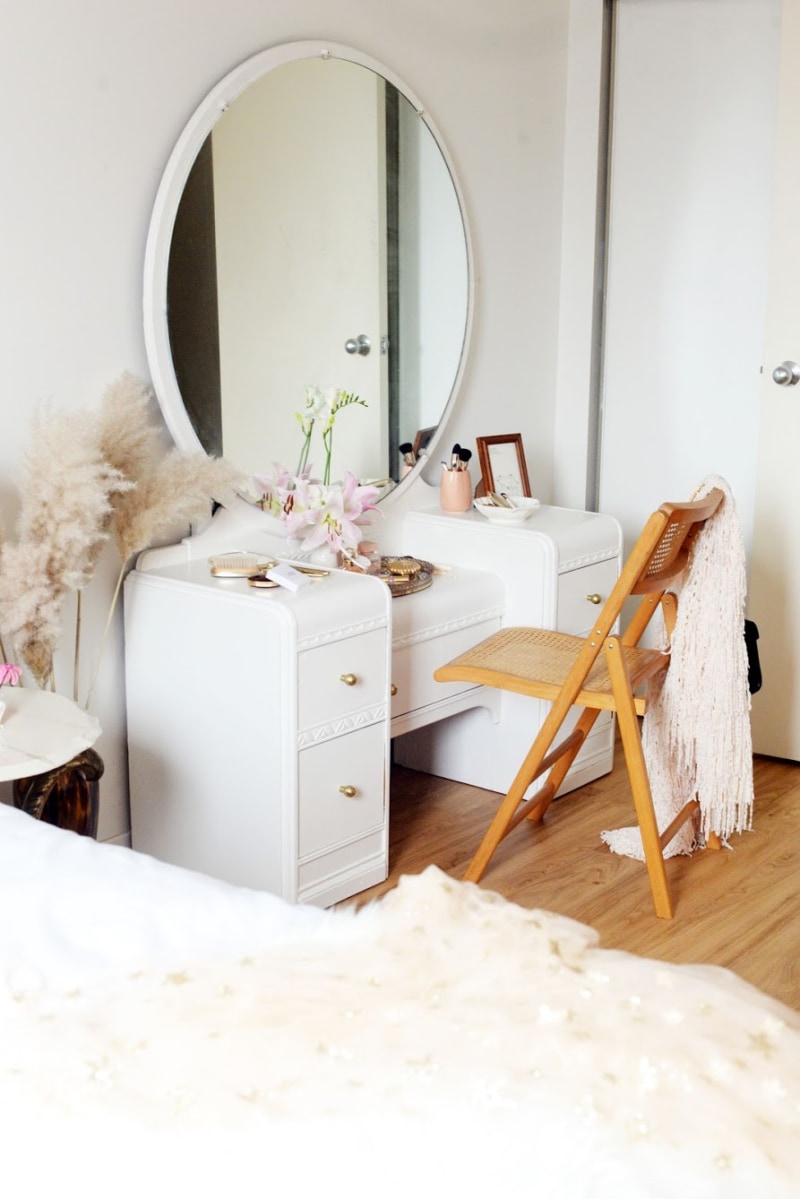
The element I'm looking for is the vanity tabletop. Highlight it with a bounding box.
[126,555,392,645]
[405,503,622,569]
[390,563,504,645]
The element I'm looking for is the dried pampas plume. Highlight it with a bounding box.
[0,404,132,688]
[84,408,243,711]
[112,449,242,564]
[96,370,242,565]
[97,371,164,486]
[0,372,245,710]
[0,515,7,665]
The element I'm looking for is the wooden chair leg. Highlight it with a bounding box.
[526,707,601,820]
[463,760,541,884]
[463,696,601,884]
[604,637,673,919]
[463,701,572,883]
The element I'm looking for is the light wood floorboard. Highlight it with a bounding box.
[346,751,800,1011]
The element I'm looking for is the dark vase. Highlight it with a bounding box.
[13,747,104,838]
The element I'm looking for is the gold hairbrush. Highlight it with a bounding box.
[209,551,278,577]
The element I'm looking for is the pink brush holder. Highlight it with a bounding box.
[439,469,472,513]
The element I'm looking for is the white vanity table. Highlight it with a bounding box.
[124,500,506,906]
[124,499,621,906]
[125,547,393,906]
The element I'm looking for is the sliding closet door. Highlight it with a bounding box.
[598,0,779,551]
[749,0,800,760]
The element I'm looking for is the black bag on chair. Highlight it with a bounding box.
[744,619,762,694]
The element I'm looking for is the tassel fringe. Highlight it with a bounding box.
[602,475,754,860]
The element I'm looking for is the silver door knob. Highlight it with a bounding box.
[772,360,800,386]
[344,334,371,356]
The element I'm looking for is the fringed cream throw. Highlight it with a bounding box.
[601,475,754,860]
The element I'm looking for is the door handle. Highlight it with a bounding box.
[772,360,800,387]
[344,334,371,356]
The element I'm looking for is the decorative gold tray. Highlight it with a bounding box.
[379,556,434,597]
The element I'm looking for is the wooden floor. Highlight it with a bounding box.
[346,749,800,1011]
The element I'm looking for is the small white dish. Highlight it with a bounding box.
[473,496,541,524]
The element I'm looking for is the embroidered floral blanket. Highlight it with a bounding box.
[0,805,796,1197]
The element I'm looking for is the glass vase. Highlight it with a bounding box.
[13,747,104,838]
[307,543,341,568]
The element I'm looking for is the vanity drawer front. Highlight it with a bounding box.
[391,616,501,719]
[298,723,386,857]
[557,560,619,634]
[298,630,387,730]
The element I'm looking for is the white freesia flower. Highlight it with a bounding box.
[293,386,367,483]
[297,386,336,437]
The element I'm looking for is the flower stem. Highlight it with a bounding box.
[297,427,313,475]
[323,427,333,485]
[84,563,126,713]
[73,590,82,703]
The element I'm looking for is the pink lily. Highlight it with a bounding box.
[285,471,380,554]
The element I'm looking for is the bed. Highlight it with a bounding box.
[1,801,797,1198]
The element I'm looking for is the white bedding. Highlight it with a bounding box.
[1,803,798,1198]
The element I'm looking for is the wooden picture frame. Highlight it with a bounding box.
[412,426,437,458]
[476,434,531,497]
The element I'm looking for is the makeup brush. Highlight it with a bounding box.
[457,448,472,471]
[450,443,461,470]
[399,442,416,466]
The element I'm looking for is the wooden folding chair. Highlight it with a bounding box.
[434,489,725,918]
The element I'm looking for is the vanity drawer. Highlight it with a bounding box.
[391,616,501,720]
[298,629,387,730]
[298,722,386,857]
[557,559,619,634]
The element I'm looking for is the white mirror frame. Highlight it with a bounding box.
[142,39,474,503]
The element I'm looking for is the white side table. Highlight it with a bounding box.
[0,689,102,834]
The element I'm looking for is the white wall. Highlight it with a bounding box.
[1,0,572,838]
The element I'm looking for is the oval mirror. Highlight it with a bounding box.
[143,41,473,498]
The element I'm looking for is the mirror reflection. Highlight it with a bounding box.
[165,54,469,487]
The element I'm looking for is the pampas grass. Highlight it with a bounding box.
[97,371,163,484]
[0,374,244,712]
[112,449,240,563]
[83,447,241,711]
[0,405,131,690]
[0,516,8,666]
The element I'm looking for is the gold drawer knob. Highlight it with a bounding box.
[586,593,602,605]
[338,784,357,798]
[390,683,398,696]
[340,673,358,686]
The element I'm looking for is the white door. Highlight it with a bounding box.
[749,0,800,759]
[212,58,388,482]
[598,0,779,552]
